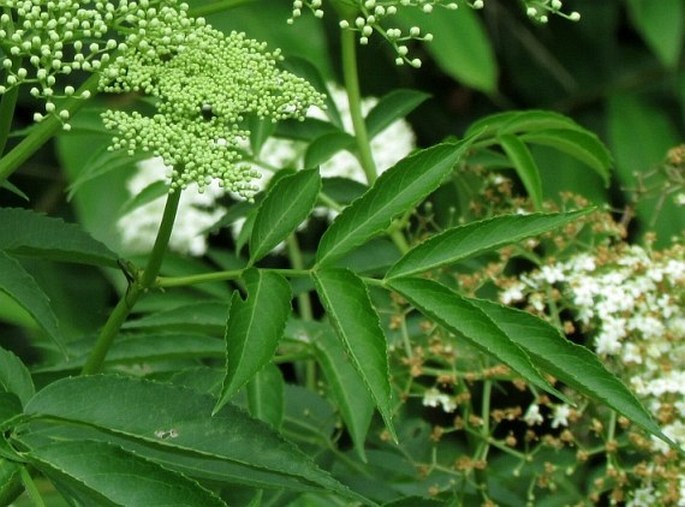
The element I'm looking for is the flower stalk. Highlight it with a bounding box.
[81,189,182,375]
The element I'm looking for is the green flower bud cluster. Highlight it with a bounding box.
[289,0,460,67]
[523,0,580,23]
[288,0,579,66]
[100,1,326,197]
[0,0,127,129]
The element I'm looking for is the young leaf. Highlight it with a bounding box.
[386,277,566,402]
[0,252,65,353]
[0,346,34,406]
[498,134,543,210]
[0,208,118,267]
[22,375,364,501]
[365,89,430,138]
[28,440,226,506]
[466,298,671,444]
[117,180,169,217]
[386,210,589,279]
[316,140,473,266]
[247,363,285,429]
[215,269,291,412]
[520,129,612,186]
[308,320,374,462]
[250,169,321,263]
[313,269,396,440]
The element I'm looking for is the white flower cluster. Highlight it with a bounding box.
[117,157,224,256]
[501,241,685,503]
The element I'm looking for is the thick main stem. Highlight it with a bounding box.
[81,190,182,375]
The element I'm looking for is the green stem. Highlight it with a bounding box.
[287,235,313,321]
[318,190,343,212]
[139,190,182,287]
[476,380,492,460]
[19,467,46,507]
[286,233,317,389]
[157,267,312,288]
[81,190,181,375]
[341,28,377,184]
[340,29,411,256]
[80,283,143,375]
[0,72,100,186]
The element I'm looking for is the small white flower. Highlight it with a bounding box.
[523,403,543,426]
[500,282,525,304]
[422,388,456,413]
[550,404,571,428]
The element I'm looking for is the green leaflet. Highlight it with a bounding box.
[28,440,226,506]
[0,346,34,406]
[313,269,396,441]
[365,89,430,138]
[121,301,228,335]
[316,140,473,266]
[498,134,543,209]
[0,252,65,354]
[0,393,22,427]
[626,0,684,68]
[0,459,21,506]
[117,180,169,217]
[466,110,613,198]
[520,129,612,186]
[215,269,291,412]
[304,132,356,169]
[295,319,374,462]
[22,375,363,500]
[386,277,566,402]
[0,207,118,267]
[467,298,672,445]
[386,210,590,279]
[33,333,225,374]
[249,169,321,263]
[247,363,285,429]
[466,110,580,139]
